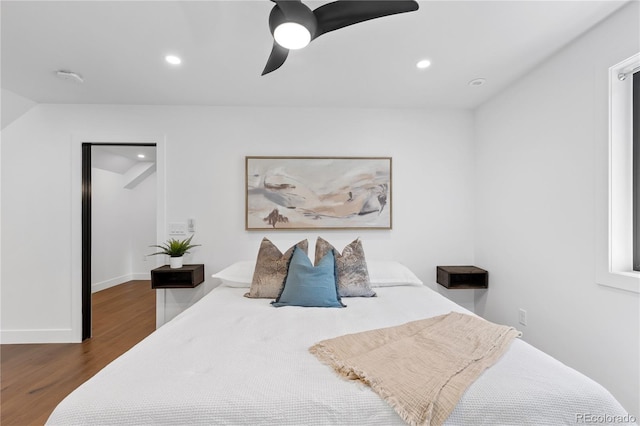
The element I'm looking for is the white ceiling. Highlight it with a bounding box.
[0,0,630,110]
[93,146,157,174]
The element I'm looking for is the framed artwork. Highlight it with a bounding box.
[246,156,392,230]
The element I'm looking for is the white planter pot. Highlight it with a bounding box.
[169,256,184,269]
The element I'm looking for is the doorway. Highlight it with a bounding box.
[81,142,157,340]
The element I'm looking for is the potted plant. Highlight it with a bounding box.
[149,235,200,269]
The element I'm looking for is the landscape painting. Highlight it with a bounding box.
[246,157,392,230]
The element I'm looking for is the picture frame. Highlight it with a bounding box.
[246,156,392,230]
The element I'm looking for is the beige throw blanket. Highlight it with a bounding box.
[309,312,521,426]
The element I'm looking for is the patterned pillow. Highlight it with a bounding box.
[244,238,309,298]
[314,237,375,297]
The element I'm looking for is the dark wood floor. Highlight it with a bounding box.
[1,280,155,425]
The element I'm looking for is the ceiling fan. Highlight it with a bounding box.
[262,0,419,75]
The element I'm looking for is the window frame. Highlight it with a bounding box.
[634,71,639,271]
[596,53,640,293]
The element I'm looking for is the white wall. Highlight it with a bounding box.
[129,168,157,276]
[474,2,639,417]
[91,167,156,292]
[91,167,132,289]
[1,88,36,130]
[1,105,475,341]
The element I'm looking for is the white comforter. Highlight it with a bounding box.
[48,284,632,425]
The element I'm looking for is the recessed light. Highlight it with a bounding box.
[165,55,182,65]
[137,154,146,159]
[416,59,431,69]
[469,78,486,87]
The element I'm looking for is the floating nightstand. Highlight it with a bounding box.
[436,266,488,289]
[151,264,205,289]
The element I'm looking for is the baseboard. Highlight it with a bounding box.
[92,272,151,293]
[132,272,151,280]
[92,274,133,293]
[1,328,80,344]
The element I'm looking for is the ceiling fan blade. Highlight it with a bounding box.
[313,0,418,39]
[262,41,289,75]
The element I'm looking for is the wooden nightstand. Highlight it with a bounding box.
[436,266,488,289]
[151,264,205,289]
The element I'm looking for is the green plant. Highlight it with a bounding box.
[148,235,200,258]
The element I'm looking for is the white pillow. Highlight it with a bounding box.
[211,260,423,288]
[211,260,255,287]
[367,261,423,287]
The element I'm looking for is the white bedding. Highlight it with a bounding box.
[48,280,632,425]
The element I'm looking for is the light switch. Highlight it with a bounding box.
[169,222,187,235]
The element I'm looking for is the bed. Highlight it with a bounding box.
[47,258,633,425]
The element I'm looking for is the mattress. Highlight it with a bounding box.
[47,265,633,425]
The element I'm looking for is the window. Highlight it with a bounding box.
[596,53,640,293]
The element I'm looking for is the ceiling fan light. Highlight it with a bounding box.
[274,22,311,50]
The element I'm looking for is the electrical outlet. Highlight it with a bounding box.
[518,308,528,326]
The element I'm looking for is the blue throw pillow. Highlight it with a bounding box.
[272,247,345,308]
